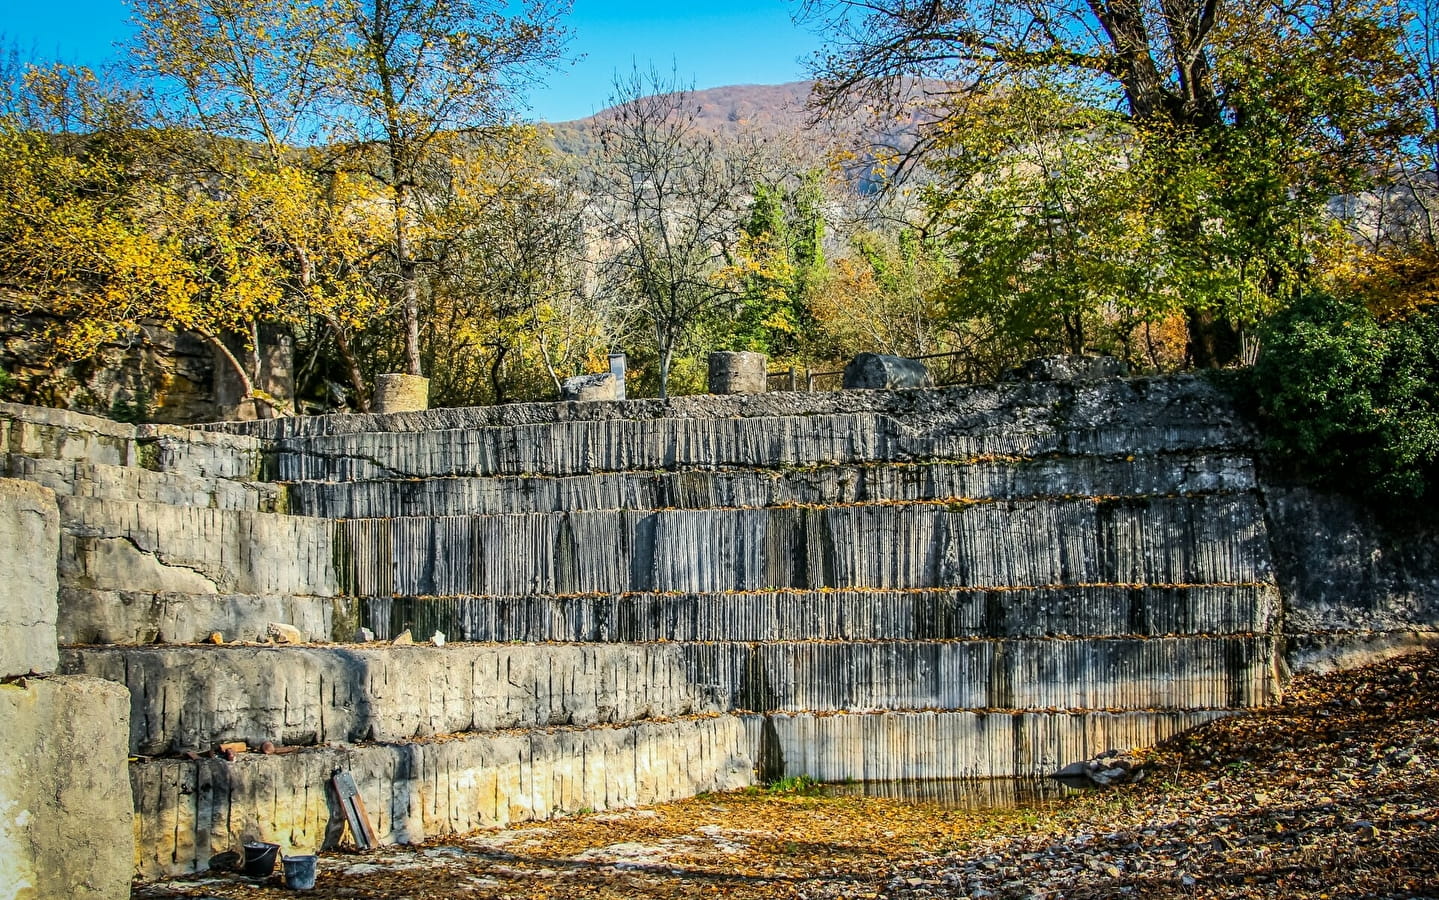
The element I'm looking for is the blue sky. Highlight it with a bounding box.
[3,0,824,122]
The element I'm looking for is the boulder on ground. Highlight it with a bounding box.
[842,353,934,390]
[1050,749,1145,788]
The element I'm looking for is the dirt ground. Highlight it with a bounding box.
[134,648,1439,900]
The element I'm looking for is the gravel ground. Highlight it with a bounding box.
[136,648,1439,900]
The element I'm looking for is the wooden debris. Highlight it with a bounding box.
[331,769,377,850]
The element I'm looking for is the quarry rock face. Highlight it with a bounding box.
[842,352,934,390]
[0,375,1432,881]
[0,477,133,899]
[0,479,60,676]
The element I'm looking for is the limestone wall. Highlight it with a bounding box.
[335,495,1270,596]
[0,480,60,677]
[0,373,1429,884]
[357,584,1280,643]
[131,715,756,879]
[0,478,133,900]
[66,636,1277,756]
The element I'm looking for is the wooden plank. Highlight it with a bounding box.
[330,770,376,850]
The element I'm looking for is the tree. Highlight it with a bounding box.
[591,68,750,398]
[132,0,572,378]
[800,0,1415,366]
[420,127,608,405]
[0,62,329,415]
[718,170,830,359]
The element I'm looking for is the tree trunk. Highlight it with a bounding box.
[395,181,424,377]
[326,315,371,412]
[1185,306,1242,368]
[198,327,286,417]
[658,334,673,400]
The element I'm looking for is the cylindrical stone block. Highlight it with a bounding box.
[708,351,769,395]
[371,374,430,414]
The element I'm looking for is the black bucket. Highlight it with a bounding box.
[242,842,280,877]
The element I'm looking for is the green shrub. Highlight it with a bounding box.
[1252,292,1439,502]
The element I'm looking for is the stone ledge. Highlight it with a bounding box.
[205,375,1239,438]
[131,714,756,879]
[357,584,1281,643]
[65,636,1279,754]
[287,453,1258,518]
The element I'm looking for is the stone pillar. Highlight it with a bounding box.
[708,351,769,395]
[372,374,430,414]
[0,479,134,899]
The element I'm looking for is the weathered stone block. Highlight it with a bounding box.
[0,675,133,899]
[561,372,619,402]
[0,479,59,678]
[56,498,339,597]
[708,351,769,394]
[843,353,934,390]
[371,374,430,414]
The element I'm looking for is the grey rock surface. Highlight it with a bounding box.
[0,478,60,677]
[131,714,755,879]
[56,497,338,596]
[759,709,1226,783]
[1003,355,1130,382]
[6,454,282,511]
[66,635,1277,755]
[56,588,349,646]
[265,398,1250,484]
[0,675,133,899]
[356,584,1280,644]
[561,372,620,402]
[1264,483,1439,673]
[336,494,1271,596]
[843,353,934,390]
[287,454,1257,518]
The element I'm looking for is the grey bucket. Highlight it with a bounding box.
[282,854,318,890]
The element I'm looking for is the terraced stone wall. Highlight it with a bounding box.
[0,374,1429,881]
